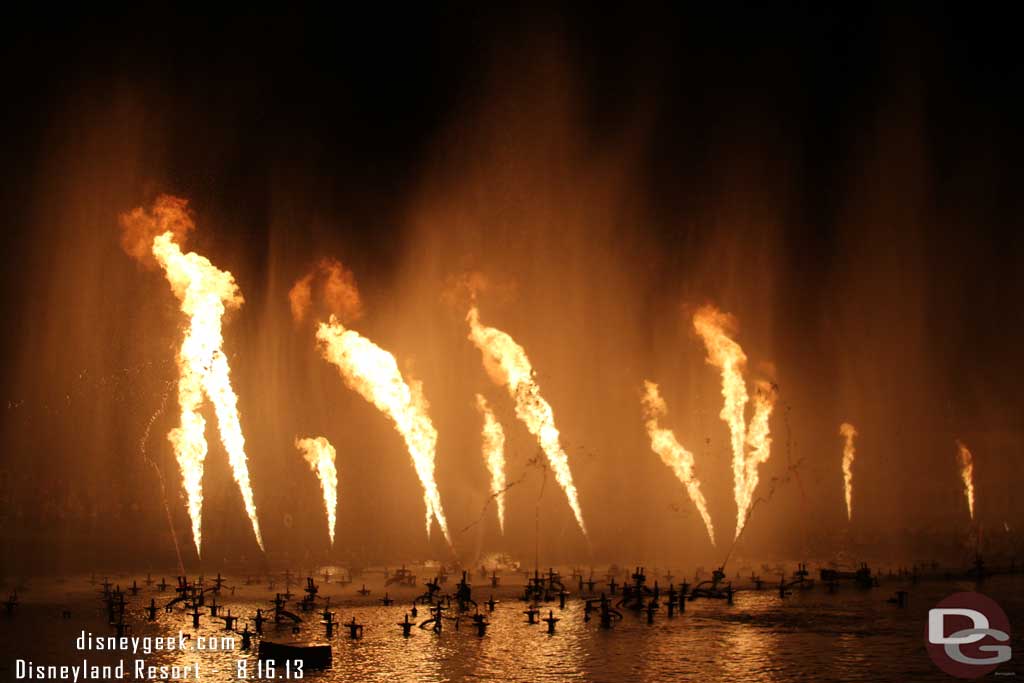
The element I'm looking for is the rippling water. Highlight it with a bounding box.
[2,569,1021,681]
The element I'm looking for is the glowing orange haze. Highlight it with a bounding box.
[289,258,363,324]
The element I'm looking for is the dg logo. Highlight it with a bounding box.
[927,591,1012,679]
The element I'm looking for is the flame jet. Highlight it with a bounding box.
[956,439,975,520]
[316,316,452,546]
[693,305,775,540]
[121,196,264,556]
[475,394,507,534]
[641,381,716,545]
[466,306,587,537]
[295,436,339,546]
[839,423,857,521]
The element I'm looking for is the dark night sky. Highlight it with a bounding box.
[0,6,1021,569]
[1,6,1020,353]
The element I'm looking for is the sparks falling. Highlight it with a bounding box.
[839,422,857,521]
[956,439,975,520]
[693,305,775,540]
[466,306,587,537]
[121,196,264,556]
[316,316,452,546]
[474,393,508,534]
[640,381,715,545]
[295,436,339,546]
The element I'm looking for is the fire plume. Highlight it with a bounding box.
[693,305,775,540]
[955,439,975,520]
[122,196,264,556]
[466,306,587,537]
[839,422,857,521]
[475,394,508,534]
[640,381,715,545]
[295,436,339,546]
[316,316,451,546]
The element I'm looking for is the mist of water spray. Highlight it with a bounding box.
[295,436,339,546]
[466,305,587,538]
[693,305,775,540]
[955,439,975,520]
[640,381,716,545]
[839,422,857,521]
[121,196,264,556]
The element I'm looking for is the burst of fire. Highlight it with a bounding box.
[121,197,264,556]
[316,316,452,546]
[693,305,775,540]
[955,439,975,520]
[839,422,857,521]
[640,381,716,545]
[475,394,508,534]
[466,306,587,537]
[295,436,339,546]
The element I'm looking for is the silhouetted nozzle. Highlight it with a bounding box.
[887,590,909,607]
[543,610,559,634]
[4,592,19,615]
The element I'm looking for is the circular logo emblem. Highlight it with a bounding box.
[927,591,1012,679]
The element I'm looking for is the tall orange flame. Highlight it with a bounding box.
[295,436,339,546]
[148,227,263,556]
[955,439,975,520]
[316,316,451,546]
[475,394,507,534]
[641,381,716,545]
[466,306,587,537]
[693,305,774,540]
[839,422,857,521]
